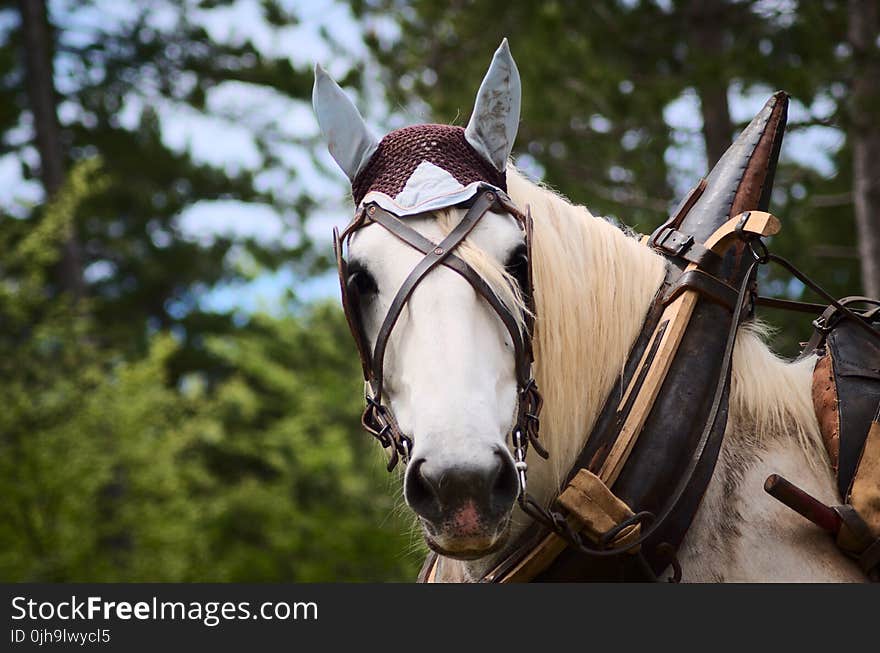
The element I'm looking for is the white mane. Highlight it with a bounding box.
[504,166,826,503]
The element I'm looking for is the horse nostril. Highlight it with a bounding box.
[491,449,520,512]
[404,458,442,522]
[405,450,520,525]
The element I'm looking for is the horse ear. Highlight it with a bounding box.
[465,38,521,172]
[312,64,379,181]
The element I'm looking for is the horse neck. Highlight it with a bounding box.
[679,340,861,580]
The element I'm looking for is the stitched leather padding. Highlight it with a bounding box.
[825,316,880,497]
[813,353,841,473]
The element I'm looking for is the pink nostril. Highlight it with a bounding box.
[450,500,482,535]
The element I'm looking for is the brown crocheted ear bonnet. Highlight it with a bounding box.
[351,124,506,206]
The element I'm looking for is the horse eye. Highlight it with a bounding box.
[505,245,529,290]
[347,264,378,296]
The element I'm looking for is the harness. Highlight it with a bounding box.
[459,208,781,583]
[459,214,880,583]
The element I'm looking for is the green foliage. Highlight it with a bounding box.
[181,304,423,582]
[0,163,422,581]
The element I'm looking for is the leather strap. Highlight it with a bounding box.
[662,268,740,313]
[334,224,372,380]
[417,552,439,583]
[651,226,720,268]
[755,296,828,314]
[801,295,880,358]
[369,191,498,399]
[652,179,707,236]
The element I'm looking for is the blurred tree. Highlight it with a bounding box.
[188,304,421,581]
[18,0,84,297]
[847,0,880,297]
[353,0,789,225]
[2,0,353,373]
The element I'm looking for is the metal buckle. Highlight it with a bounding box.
[812,314,834,335]
[654,227,694,257]
[513,429,528,497]
[398,436,411,464]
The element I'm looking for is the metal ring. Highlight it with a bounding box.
[734,211,751,235]
[748,238,769,263]
[598,511,655,549]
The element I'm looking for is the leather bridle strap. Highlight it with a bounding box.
[367,198,533,391]
[335,186,545,470]
[368,190,510,400]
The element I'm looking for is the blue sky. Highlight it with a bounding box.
[0,0,844,314]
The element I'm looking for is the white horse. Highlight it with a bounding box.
[314,43,864,582]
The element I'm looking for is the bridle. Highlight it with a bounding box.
[332,185,547,476]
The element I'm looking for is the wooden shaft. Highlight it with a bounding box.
[764,474,842,535]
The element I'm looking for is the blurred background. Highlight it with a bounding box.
[1,0,877,581]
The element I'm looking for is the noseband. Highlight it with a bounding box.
[333,186,546,474]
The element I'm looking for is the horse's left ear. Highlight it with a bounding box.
[465,38,521,172]
[312,64,379,181]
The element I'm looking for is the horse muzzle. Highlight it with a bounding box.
[404,447,519,559]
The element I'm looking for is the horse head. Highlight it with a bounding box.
[313,40,533,559]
